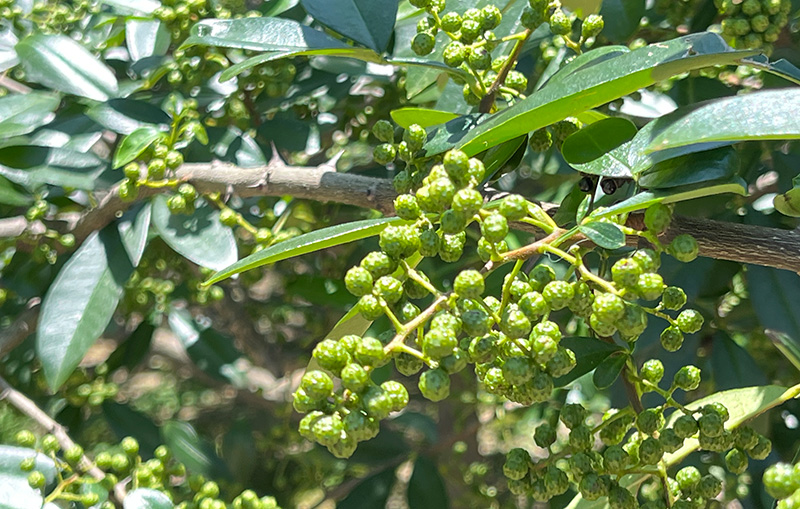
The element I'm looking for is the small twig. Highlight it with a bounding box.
[479,29,532,114]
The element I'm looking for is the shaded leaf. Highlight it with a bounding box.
[579,221,625,249]
[16,34,118,101]
[123,489,173,509]
[102,402,162,457]
[0,175,32,206]
[37,227,133,390]
[161,421,229,479]
[390,107,459,129]
[113,126,163,169]
[774,175,800,217]
[105,320,154,372]
[593,352,628,389]
[482,135,527,184]
[0,446,57,509]
[747,265,800,346]
[598,0,645,42]
[408,456,448,509]
[126,19,170,62]
[0,91,60,138]
[637,146,738,190]
[561,117,637,165]
[742,55,800,85]
[151,195,237,272]
[767,330,800,374]
[554,336,625,387]
[423,33,757,157]
[205,217,403,285]
[0,145,107,190]
[300,0,397,53]
[338,468,396,509]
[86,98,170,135]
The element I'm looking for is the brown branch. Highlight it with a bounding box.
[0,300,40,358]
[0,374,126,504]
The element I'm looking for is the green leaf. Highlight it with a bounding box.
[644,89,800,154]
[15,34,118,101]
[205,217,404,285]
[37,227,134,390]
[571,141,635,179]
[664,384,800,466]
[579,221,625,249]
[592,352,628,389]
[540,45,630,91]
[99,0,160,14]
[747,265,800,345]
[338,467,396,509]
[264,0,298,16]
[0,28,19,73]
[742,55,800,85]
[561,117,637,165]
[161,421,228,479]
[598,0,645,42]
[184,18,383,81]
[122,488,173,509]
[105,320,154,372]
[390,107,459,129]
[407,456,448,509]
[151,195,238,272]
[592,177,747,218]
[767,330,800,374]
[0,175,32,207]
[0,145,107,191]
[0,446,57,509]
[482,135,527,184]
[102,402,162,456]
[423,33,757,157]
[126,19,170,62]
[300,0,398,53]
[554,336,625,387]
[86,98,170,135]
[774,175,800,217]
[0,91,60,138]
[637,147,738,190]
[113,126,163,169]
[118,202,151,267]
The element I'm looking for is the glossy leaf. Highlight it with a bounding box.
[579,221,625,249]
[264,0,298,16]
[407,456,448,509]
[0,446,57,509]
[205,217,404,285]
[554,337,625,387]
[126,19,170,62]
[775,177,800,217]
[37,227,134,390]
[0,145,107,191]
[540,45,629,90]
[123,489,173,509]
[15,34,118,101]
[113,126,163,169]
[592,177,747,218]
[637,147,738,190]
[561,117,637,165]
[645,89,800,154]
[300,0,397,53]
[767,330,800,374]
[742,55,800,85]
[598,0,645,42]
[151,195,238,272]
[482,135,527,183]
[0,91,60,138]
[390,107,459,129]
[338,467,395,509]
[105,320,154,372]
[423,33,757,157]
[0,26,19,73]
[592,352,628,389]
[747,265,800,344]
[86,98,170,135]
[0,175,32,206]
[118,202,151,266]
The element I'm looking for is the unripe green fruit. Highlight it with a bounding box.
[528,127,553,152]
[408,0,429,8]
[498,194,527,221]
[27,471,45,489]
[311,414,343,447]
[301,370,334,400]
[418,368,450,401]
[468,46,491,70]
[592,292,625,322]
[749,434,772,459]
[661,286,686,311]
[41,435,59,454]
[411,31,436,56]
[660,326,684,352]
[676,309,703,334]
[440,11,462,32]
[528,264,556,290]
[643,203,671,233]
[372,120,395,143]
[360,251,396,279]
[581,13,604,39]
[549,9,572,35]
[64,445,84,464]
[219,208,238,227]
[451,188,483,217]
[632,249,660,272]
[637,272,665,301]
[341,363,369,392]
[403,124,426,152]
[639,437,663,465]
[506,71,528,93]
[660,428,684,453]
[725,447,749,474]
[454,269,484,299]
[442,41,466,67]
[373,143,396,165]
[167,194,187,213]
[147,158,166,179]
[673,365,701,391]
[165,150,183,169]
[15,430,36,448]
[423,328,457,359]
[356,336,386,366]
[19,457,36,472]
[640,359,664,384]
[373,275,403,304]
[123,162,140,180]
[611,258,641,289]
[481,213,508,243]
[542,280,574,310]
[637,408,664,435]
[460,19,482,43]
[668,234,699,263]
[673,415,698,439]
[503,448,530,480]
[500,306,532,339]
[742,0,761,15]
[763,462,798,499]
[560,403,588,429]
[344,266,373,297]
[697,474,723,499]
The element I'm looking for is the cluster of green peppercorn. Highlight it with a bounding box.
[14,431,281,509]
[718,0,791,53]
[764,461,800,508]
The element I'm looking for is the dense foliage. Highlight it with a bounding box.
[2,0,800,508]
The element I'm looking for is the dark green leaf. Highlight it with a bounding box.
[86,98,170,135]
[645,89,800,154]
[774,175,800,217]
[710,331,766,391]
[390,107,458,129]
[15,34,118,101]
[0,175,32,206]
[264,0,298,16]
[748,265,800,345]
[598,0,645,42]
[0,446,57,509]
[122,489,173,509]
[105,320,154,372]
[0,91,60,138]
[561,117,637,165]
[300,0,397,53]
[481,135,527,184]
[118,202,151,266]
[126,19,170,62]
[554,336,625,387]
[408,456,448,509]
[186,126,266,167]
[767,330,800,374]
[541,45,629,90]
[579,221,625,249]
[637,147,738,190]
[592,352,628,389]
[161,421,229,479]
[423,33,757,157]
[113,126,163,169]
[205,217,403,285]
[571,140,634,178]
[151,195,238,272]
[741,55,800,85]
[338,468,396,509]
[37,227,133,390]
[102,402,162,457]
[0,145,107,190]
